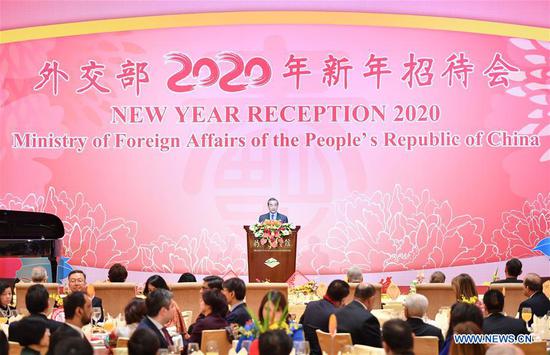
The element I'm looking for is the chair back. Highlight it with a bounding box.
[343,283,382,309]
[316,329,352,355]
[200,329,232,355]
[169,283,203,324]
[415,284,456,319]
[413,335,439,355]
[514,341,547,355]
[92,282,137,317]
[488,283,527,317]
[8,341,22,355]
[116,337,129,348]
[245,283,288,317]
[15,282,59,311]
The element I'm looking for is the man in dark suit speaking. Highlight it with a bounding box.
[258,197,288,223]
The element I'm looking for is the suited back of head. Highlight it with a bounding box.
[382,319,414,355]
[26,283,49,314]
[326,280,350,306]
[404,293,429,318]
[483,289,504,314]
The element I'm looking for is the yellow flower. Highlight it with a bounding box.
[460,295,478,304]
[268,322,289,331]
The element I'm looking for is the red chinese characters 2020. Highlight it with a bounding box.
[32,52,520,96]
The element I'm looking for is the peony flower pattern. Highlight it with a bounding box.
[491,192,550,259]
[0,187,247,274]
[506,39,550,162]
[137,230,247,274]
[305,185,494,274]
[0,185,546,275]
[0,40,56,80]
[0,187,140,269]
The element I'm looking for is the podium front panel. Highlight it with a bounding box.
[245,226,300,283]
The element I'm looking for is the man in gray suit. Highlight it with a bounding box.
[258,197,288,223]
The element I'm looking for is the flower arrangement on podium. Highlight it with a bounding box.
[250,220,295,249]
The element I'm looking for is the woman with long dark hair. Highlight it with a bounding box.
[440,302,484,355]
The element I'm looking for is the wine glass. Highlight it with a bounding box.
[241,340,252,352]
[522,307,532,331]
[303,341,310,354]
[205,340,219,355]
[188,343,200,354]
[92,307,102,325]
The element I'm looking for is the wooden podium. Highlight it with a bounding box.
[244,225,300,283]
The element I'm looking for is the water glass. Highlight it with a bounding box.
[293,340,310,355]
[188,342,200,354]
[92,307,102,325]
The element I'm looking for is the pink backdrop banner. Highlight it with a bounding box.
[0,13,549,280]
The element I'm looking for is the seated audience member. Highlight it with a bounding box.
[187,289,229,347]
[0,331,7,355]
[53,337,93,355]
[449,321,486,355]
[441,302,484,355]
[259,329,293,355]
[518,272,550,326]
[492,258,522,284]
[483,289,528,336]
[10,284,63,340]
[31,266,48,283]
[300,280,350,355]
[239,290,303,354]
[107,263,128,282]
[117,298,148,338]
[485,344,524,355]
[0,282,15,317]
[201,275,223,293]
[382,319,414,355]
[403,294,444,350]
[190,274,224,326]
[178,272,197,283]
[429,271,446,283]
[144,274,170,295]
[128,327,161,355]
[336,283,381,347]
[47,291,92,355]
[346,266,364,283]
[137,289,176,349]
[452,273,484,313]
[9,317,50,355]
[67,270,103,322]
[144,274,187,335]
[222,277,251,326]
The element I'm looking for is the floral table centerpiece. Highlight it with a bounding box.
[250,220,295,249]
